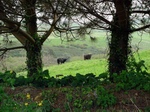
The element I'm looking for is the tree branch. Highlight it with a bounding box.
[40,0,71,43]
[0,1,35,45]
[73,0,118,29]
[131,10,150,14]
[0,46,24,58]
[0,46,25,52]
[130,24,150,33]
[40,13,58,43]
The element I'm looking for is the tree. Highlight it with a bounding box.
[70,0,150,81]
[0,0,74,78]
[0,0,149,82]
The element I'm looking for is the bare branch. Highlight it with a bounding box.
[131,10,150,14]
[41,13,58,43]
[0,46,25,52]
[0,0,35,45]
[73,0,118,29]
[130,24,150,33]
[0,46,24,58]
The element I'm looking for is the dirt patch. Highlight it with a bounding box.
[113,90,150,111]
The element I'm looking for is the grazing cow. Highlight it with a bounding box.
[57,57,69,64]
[84,54,92,60]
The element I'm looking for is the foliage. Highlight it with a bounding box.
[0,59,150,111]
[41,85,116,111]
[0,84,117,111]
[113,60,150,91]
[96,86,116,108]
[0,59,150,91]
[0,70,16,87]
[0,85,51,112]
[0,57,150,111]
[0,86,20,112]
[145,107,150,112]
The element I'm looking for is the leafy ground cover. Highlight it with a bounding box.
[0,68,150,112]
[3,86,150,112]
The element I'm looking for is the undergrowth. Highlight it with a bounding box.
[0,60,150,111]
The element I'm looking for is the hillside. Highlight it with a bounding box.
[0,31,150,74]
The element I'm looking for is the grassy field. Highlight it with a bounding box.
[46,59,108,77]
[17,50,150,78]
[46,50,150,78]
[131,32,150,51]
[0,31,150,76]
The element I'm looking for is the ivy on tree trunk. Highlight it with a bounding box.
[109,27,130,81]
[23,0,43,77]
[25,40,42,77]
[108,0,132,82]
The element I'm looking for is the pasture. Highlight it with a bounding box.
[46,59,107,78]
[17,50,148,78]
[0,31,150,76]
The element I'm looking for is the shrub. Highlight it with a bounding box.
[113,60,150,91]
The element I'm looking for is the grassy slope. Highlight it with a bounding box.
[46,51,150,78]
[0,31,150,76]
[134,50,150,72]
[46,59,107,78]
[18,49,150,77]
[131,32,150,51]
[45,32,150,78]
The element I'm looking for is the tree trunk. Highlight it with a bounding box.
[25,41,42,77]
[109,0,131,82]
[109,26,129,81]
[23,0,43,77]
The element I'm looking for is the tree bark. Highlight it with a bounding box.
[23,0,43,77]
[109,0,131,82]
[25,41,42,77]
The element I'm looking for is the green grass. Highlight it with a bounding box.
[131,32,150,50]
[17,58,108,77]
[17,50,150,78]
[46,59,107,78]
[46,49,150,78]
[133,50,150,72]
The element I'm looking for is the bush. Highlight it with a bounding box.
[113,60,150,91]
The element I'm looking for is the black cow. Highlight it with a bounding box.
[84,54,92,60]
[57,57,69,64]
